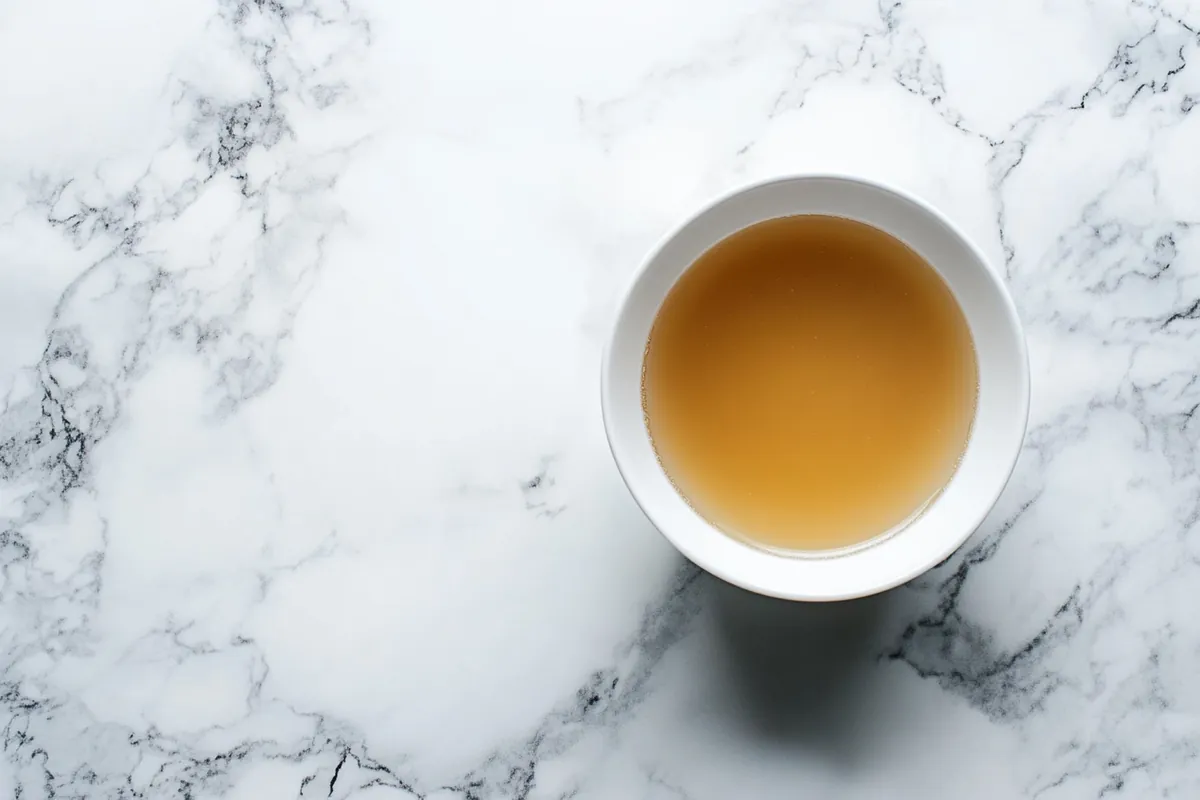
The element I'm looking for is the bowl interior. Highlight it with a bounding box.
[601,175,1029,601]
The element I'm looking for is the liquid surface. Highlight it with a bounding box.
[643,215,978,552]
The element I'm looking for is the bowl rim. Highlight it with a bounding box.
[600,172,1030,601]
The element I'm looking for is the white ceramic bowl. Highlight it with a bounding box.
[601,175,1029,601]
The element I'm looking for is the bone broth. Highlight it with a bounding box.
[641,215,978,552]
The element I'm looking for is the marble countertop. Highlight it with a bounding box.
[3,0,1199,797]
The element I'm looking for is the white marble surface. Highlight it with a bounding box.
[2,0,1200,796]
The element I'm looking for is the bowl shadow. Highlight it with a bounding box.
[704,575,893,755]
